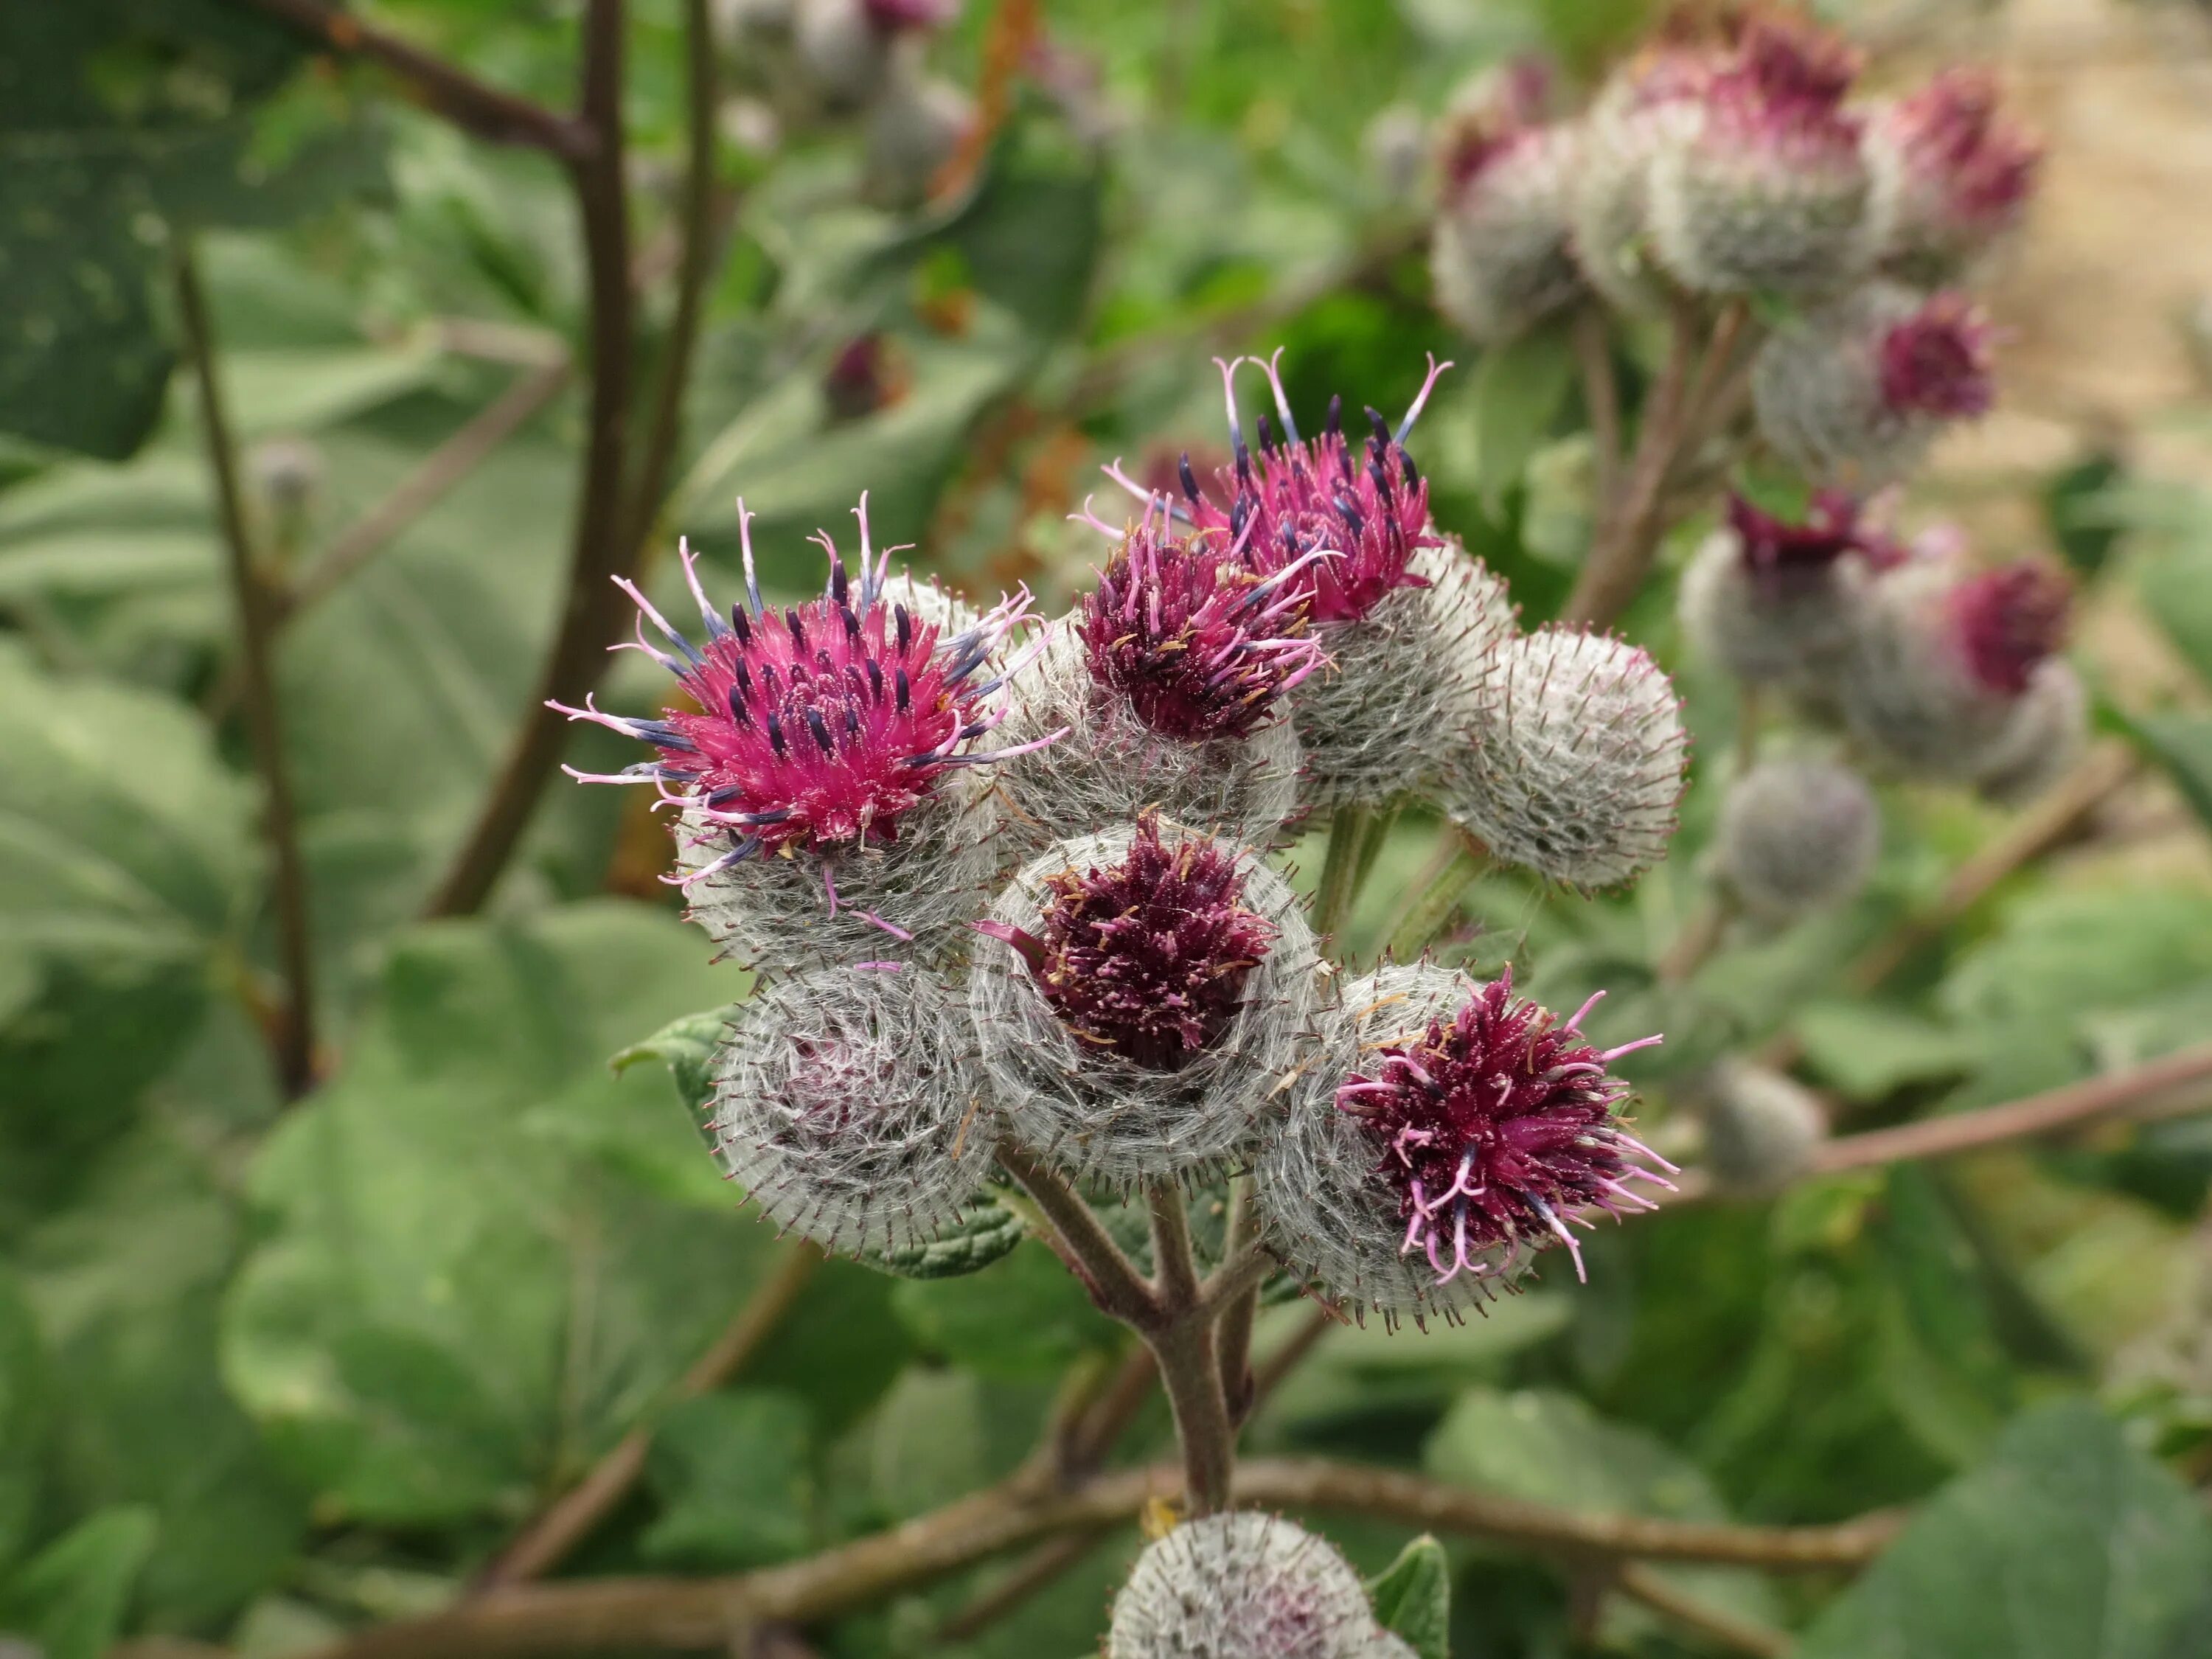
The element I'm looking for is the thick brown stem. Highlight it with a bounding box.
[998,1148,1159,1328]
[173,240,319,1099]
[299,1460,1897,1659]
[229,0,589,157]
[476,1242,821,1590]
[1211,1178,1262,1425]
[426,0,635,918]
[1144,1188,1235,1516]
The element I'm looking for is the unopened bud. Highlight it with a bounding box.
[1430,68,1582,343]
[1110,1513,1378,1659]
[1713,757,1880,921]
[1691,1060,1827,1194]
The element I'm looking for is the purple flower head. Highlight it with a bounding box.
[1725,490,1902,587]
[975,811,1277,1071]
[1703,12,1863,162]
[1889,67,2040,232]
[1105,351,1453,627]
[1879,293,1996,418]
[1947,560,2070,695]
[1335,969,1671,1286]
[1077,509,1325,743]
[861,0,957,32]
[1438,58,1554,194]
[824,332,904,422]
[553,495,1048,882]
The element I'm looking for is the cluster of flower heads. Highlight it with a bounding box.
[714,0,972,204]
[563,349,1688,1321]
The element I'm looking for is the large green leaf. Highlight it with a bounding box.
[1425,1387,1781,1638]
[0,1274,44,1573]
[641,1391,814,1571]
[221,901,771,1528]
[0,643,251,1234]
[1798,1400,2212,1659]
[889,1242,1121,1381]
[0,1508,156,1659]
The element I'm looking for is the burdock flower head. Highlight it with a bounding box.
[1571,44,1714,311]
[1258,964,1672,1322]
[1107,352,1516,810]
[1752,283,1995,490]
[1108,1513,1383,1659]
[1869,67,2040,282]
[1430,60,1585,344]
[1839,549,2079,784]
[1648,13,1879,294]
[557,497,1051,970]
[987,509,1315,853]
[970,814,1321,1189]
[1678,490,1899,685]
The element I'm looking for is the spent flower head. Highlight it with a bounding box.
[1707,12,1863,160]
[553,495,1047,884]
[1335,968,1671,1286]
[1877,67,2039,270]
[1879,292,1996,418]
[977,811,1276,1071]
[1077,510,1324,743]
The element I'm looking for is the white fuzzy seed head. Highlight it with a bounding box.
[709,964,997,1257]
[678,776,1004,975]
[969,819,1323,1192]
[1713,756,1880,922]
[1432,123,1585,345]
[1691,1059,1828,1194]
[1295,539,1516,812]
[1108,1513,1379,1659]
[1438,627,1686,891]
[1677,497,1878,688]
[1750,282,1994,491]
[989,617,1303,863]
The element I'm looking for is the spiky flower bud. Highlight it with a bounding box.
[1109,1513,1379,1659]
[1648,15,1879,294]
[1430,64,1585,344]
[1677,492,1893,686]
[1256,964,1669,1323]
[989,521,1314,855]
[1751,284,1994,490]
[1571,47,1713,311]
[790,0,954,108]
[247,435,325,517]
[1867,68,2039,285]
[557,500,1049,971]
[1690,1058,1827,1194]
[970,815,1321,1189]
[1108,354,1515,810]
[709,963,995,1257]
[1713,757,1880,921]
[1436,627,1686,891]
[1840,554,2073,782]
[1974,657,2088,806]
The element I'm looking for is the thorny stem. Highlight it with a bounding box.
[1573,305,1623,509]
[997,1147,1158,1328]
[476,1242,821,1590]
[1146,1185,1237,1516]
[229,0,590,158]
[1562,297,1703,629]
[297,1460,1900,1659]
[1211,1177,1263,1423]
[173,239,319,1099]
[428,0,636,918]
[618,0,723,555]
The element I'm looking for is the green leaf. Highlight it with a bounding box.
[0,1508,156,1659]
[1468,321,1576,509]
[860,1194,1025,1281]
[0,1273,45,1571]
[1871,1167,2015,1468]
[611,1006,740,1121]
[1425,1388,1781,1639]
[2126,712,2212,840]
[1366,1534,1451,1659]
[641,1391,814,1571]
[222,902,773,1528]
[1797,1400,2212,1659]
[888,1242,1120,1380]
[1794,1001,1974,1103]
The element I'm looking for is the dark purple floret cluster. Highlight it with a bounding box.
[1947,560,2070,695]
[978,813,1276,1071]
[1078,518,1324,742]
[1336,970,1670,1286]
